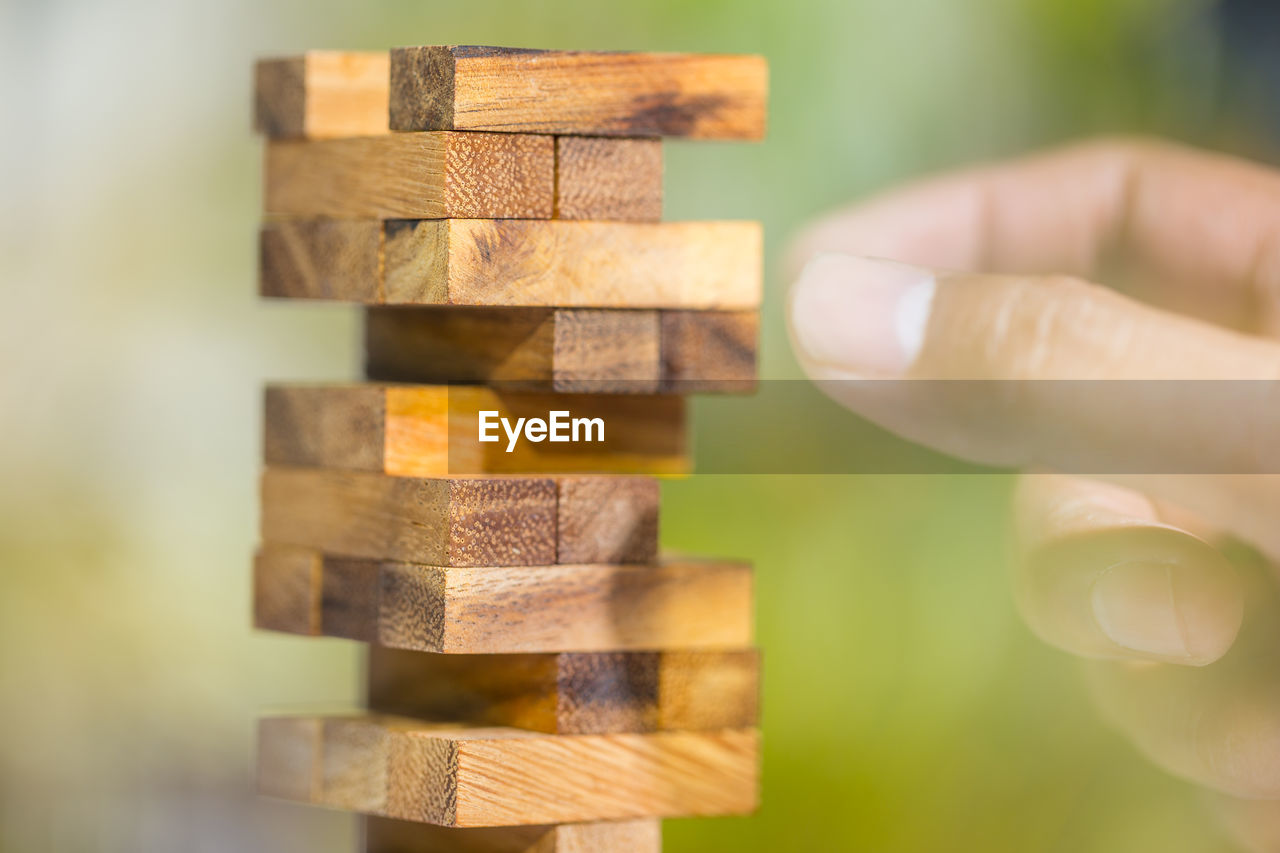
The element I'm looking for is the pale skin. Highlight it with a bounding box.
[787,138,1280,851]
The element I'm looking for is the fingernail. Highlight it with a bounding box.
[1091,561,1194,661]
[789,254,935,377]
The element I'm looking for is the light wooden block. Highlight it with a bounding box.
[257,716,322,801]
[554,137,662,221]
[264,133,554,219]
[261,469,657,566]
[366,647,760,734]
[252,546,754,653]
[363,816,661,853]
[264,385,687,476]
[260,219,760,308]
[259,714,759,825]
[260,469,558,567]
[254,52,390,139]
[390,46,767,140]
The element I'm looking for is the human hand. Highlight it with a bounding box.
[787,138,1280,850]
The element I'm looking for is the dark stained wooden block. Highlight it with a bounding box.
[366,646,760,734]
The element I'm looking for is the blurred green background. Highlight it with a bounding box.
[0,0,1270,849]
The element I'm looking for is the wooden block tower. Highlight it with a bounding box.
[251,46,768,851]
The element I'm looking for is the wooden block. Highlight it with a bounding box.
[261,468,657,564]
[264,133,554,219]
[384,219,759,308]
[660,310,759,391]
[254,547,379,642]
[366,647,760,734]
[556,476,658,563]
[362,816,661,852]
[257,716,321,801]
[322,556,381,643]
[547,310,660,392]
[363,308,661,393]
[264,384,687,476]
[252,546,754,653]
[254,52,390,139]
[390,46,767,140]
[258,714,760,825]
[261,219,383,300]
[554,137,662,221]
[381,558,752,653]
[321,716,392,812]
[252,544,321,635]
[365,308,755,393]
[261,219,760,308]
[260,469,558,566]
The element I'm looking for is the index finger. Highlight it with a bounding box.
[789,137,1280,334]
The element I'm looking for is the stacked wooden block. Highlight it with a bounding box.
[251,46,767,851]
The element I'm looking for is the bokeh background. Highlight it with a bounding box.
[2,0,1276,849]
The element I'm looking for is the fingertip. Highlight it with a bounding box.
[1017,522,1243,667]
[787,253,935,378]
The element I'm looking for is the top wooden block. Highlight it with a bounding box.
[255,51,390,139]
[390,46,767,139]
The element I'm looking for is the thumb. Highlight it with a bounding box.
[787,254,1280,473]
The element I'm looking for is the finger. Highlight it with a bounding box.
[1146,496,1228,544]
[787,138,1280,333]
[1086,657,1280,800]
[1107,475,1280,565]
[1013,474,1243,665]
[1085,544,1280,799]
[787,255,1280,474]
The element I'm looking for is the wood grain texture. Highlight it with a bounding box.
[264,384,686,476]
[384,219,760,308]
[254,52,390,139]
[260,219,383,300]
[364,307,661,393]
[252,544,321,635]
[554,137,662,221]
[261,468,658,565]
[260,469,558,566]
[363,816,660,853]
[364,307,756,393]
[260,219,760,308]
[264,133,554,219]
[660,310,759,392]
[252,546,754,653]
[390,46,767,140]
[367,647,760,734]
[556,476,658,564]
[258,714,759,825]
